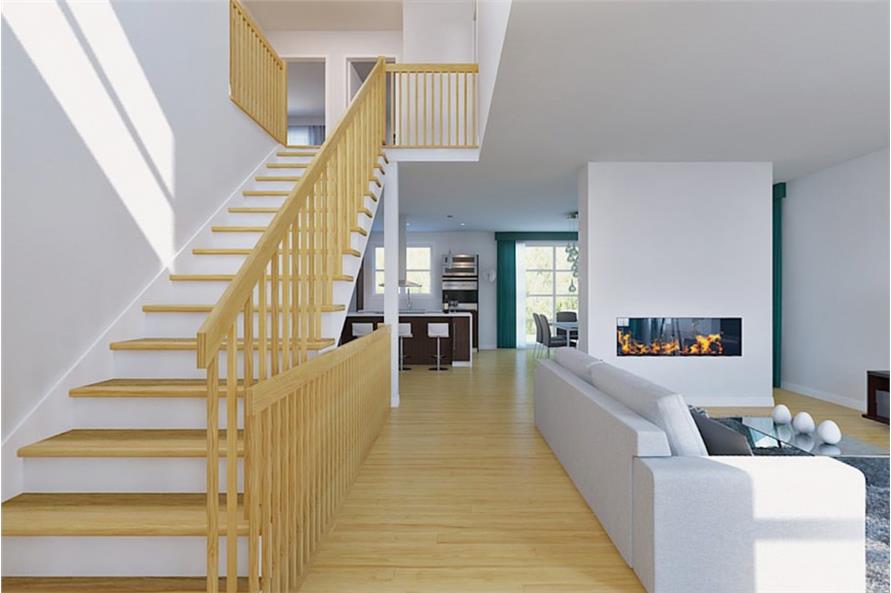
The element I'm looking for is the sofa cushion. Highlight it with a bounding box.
[690,413,753,456]
[553,348,602,383]
[588,363,707,456]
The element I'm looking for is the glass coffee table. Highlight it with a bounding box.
[736,416,887,458]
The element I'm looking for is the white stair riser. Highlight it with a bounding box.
[73,398,244,429]
[270,154,315,164]
[23,458,243,493]
[252,180,300,192]
[2,536,247,576]
[173,252,360,275]
[112,350,323,378]
[144,311,343,339]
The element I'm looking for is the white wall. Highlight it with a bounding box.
[476,0,511,142]
[1,0,275,443]
[579,162,774,406]
[782,148,890,409]
[402,0,475,63]
[361,231,498,349]
[267,31,402,132]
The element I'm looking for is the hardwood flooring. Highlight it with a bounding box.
[300,349,888,593]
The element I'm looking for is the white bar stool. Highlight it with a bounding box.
[398,323,413,371]
[427,322,450,371]
[351,322,374,339]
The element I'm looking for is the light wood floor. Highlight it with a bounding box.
[299,350,888,593]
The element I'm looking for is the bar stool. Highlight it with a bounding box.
[398,322,413,371]
[351,322,374,339]
[427,322,450,371]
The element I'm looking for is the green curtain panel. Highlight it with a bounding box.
[772,183,786,388]
[496,239,517,348]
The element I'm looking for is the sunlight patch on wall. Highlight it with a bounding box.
[4,1,175,262]
[68,0,175,195]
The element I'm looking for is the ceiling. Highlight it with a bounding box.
[287,61,325,119]
[398,0,889,232]
[245,0,402,31]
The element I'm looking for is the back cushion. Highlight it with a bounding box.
[553,348,602,383]
[588,363,707,456]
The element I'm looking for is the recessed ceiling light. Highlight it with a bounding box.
[446,215,454,219]
[460,222,465,226]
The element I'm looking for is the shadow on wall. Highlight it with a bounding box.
[0,0,273,439]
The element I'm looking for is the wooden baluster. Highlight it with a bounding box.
[206,356,220,593]
[472,71,478,145]
[463,71,468,146]
[226,323,238,593]
[448,72,452,146]
[270,250,279,376]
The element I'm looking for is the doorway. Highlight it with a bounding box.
[286,59,325,145]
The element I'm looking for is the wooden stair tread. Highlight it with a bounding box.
[142,303,344,313]
[1,576,248,593]
[285,144,320,149]
[365,191,379,202]
[255,175,301,182]
[210,225,369,235]
[227,207,279,213]
[277,150,316,157]
[109,337,335,351]
[192,247,355,256]
[211,226,265,232]
[169,273,353,282]
[242,190,289,197]
[266,163,308,169]
[1,493,245,536]
[18,429,243,458]
[69,378,245,398]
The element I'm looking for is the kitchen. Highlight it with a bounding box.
[342,230,498,368]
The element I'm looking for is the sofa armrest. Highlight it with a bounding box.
[632,456,865,593]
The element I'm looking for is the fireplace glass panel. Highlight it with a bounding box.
[616,317,742,356]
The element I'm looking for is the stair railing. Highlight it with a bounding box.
[386,63,480,147]
[197,56,387,593]
[245,326,390,592]
[229,0,287,144]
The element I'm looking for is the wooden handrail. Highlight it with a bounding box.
[197,57,387,368]
[202,56,387,593]
[245,327,390,592]
[229,0,287,143]
[205,26,478,590]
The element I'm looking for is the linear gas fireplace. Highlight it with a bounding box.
[616,317,742,357]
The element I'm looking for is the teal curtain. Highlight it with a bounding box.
[496,240,517,348]
[494,232,580,349]
[772,183,786,387]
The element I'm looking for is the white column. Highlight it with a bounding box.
[383,162,400,407]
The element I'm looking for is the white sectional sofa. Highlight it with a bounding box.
[534,348,866,593]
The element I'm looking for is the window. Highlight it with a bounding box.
[374,246,432,294]
[524,244,578,340]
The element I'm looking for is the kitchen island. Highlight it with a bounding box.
[342,311,472,367]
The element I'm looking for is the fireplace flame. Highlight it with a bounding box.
[617,330,724,356]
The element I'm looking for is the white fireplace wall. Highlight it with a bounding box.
[578,162,773,406]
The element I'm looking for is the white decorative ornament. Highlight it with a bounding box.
[792,411,815,434]
[816,420,842,445]
[771,404,792,425]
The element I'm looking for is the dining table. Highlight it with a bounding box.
[554,321,579,348]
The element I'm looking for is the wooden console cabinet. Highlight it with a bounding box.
[863,370,889,425]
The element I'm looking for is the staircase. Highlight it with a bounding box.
[1,141,386,591]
